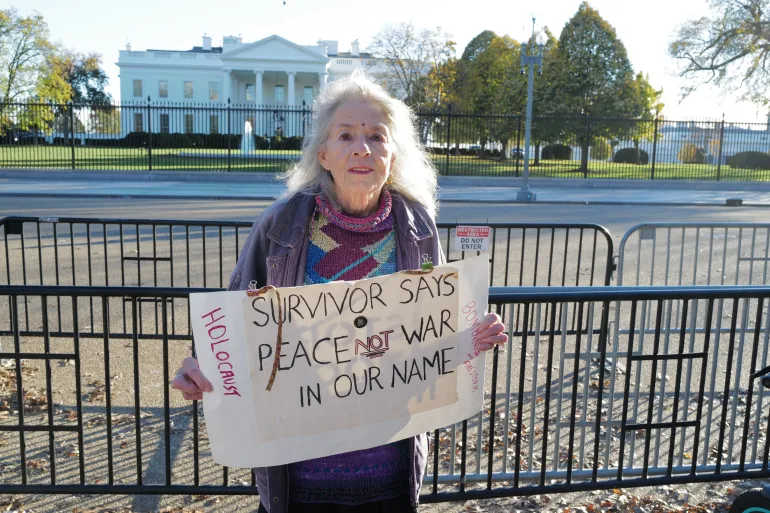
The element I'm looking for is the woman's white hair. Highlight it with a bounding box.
[280,69,438,218]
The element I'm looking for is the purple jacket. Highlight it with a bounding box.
[227,191,444,513]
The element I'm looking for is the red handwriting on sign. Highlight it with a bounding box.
[461,301,482,393]
[202,307,241,397]
[355,330,395,359]
[456,226,490,238]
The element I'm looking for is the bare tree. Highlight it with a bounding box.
[367,23,455,107]
[670,0,770,105]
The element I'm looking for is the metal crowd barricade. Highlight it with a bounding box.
[0,216,615,340]
[617,223,770,288]
[610,222,770,486]
[0,284,770,503]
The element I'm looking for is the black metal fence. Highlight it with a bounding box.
[1,284,770,504]
[0,216,614,341]
[4,216,770,506]
[4,100,770,180]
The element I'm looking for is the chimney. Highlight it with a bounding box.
[316,40,328,57]
[321,40,338,56]
[202,33,212,51]
[351,39,360,57]
[222,35,242,53]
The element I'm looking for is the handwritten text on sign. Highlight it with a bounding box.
[244,269,460,441]
[190,254,490,468]
[454,226,491,252]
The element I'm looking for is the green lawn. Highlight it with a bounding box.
[2,146,769,181]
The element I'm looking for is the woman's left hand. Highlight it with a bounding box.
[476,313,508,352]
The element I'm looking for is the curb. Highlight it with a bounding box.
[0,191,765,208]
[2,169,770,192]
[0,169,282,183]
[0,192,279,201]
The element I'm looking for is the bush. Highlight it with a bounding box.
[53,136,82,146]
[590,138,611,160]
[266,135,302,150]
[727,151,770,170]
[83,137,123,147]
[541,144,572,160]
[77,132,302,150]
[678,142,706,164]
[613,147,649,165]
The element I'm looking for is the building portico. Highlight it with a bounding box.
[116,33,380,137]
[223,70,323,106]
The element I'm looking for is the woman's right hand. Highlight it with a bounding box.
[171,357,213,400]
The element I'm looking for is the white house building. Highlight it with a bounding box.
[116,34,384,137]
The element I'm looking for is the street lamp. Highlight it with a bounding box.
[517,17,544,202]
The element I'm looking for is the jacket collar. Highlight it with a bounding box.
[267,191,433,248]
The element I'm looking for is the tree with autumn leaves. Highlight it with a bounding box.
[0,8,112,137]
[368,3,663,166]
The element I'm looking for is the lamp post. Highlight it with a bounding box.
[516,17,544,202]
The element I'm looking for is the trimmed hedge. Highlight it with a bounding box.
[613,147,649,165]
[425,147,481,156]
[53,137,82,146]
[678,142,706,164]
[541,144,572,160]
[727,151,770,170]
[50,132,306,150]
[591,138,611,160]
[267,135,303,150]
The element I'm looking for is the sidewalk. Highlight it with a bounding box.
[1,171,769,206]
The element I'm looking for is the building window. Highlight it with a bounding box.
[303,86,313,105]
[184,81,194,99]
[133,80,142,98]
[209,81,220,101]
[159,113,170,134]
[184,114,194,134]
[245,84,255,103]
[133,112,143,132]
[275,85,284,103]
[158,80,168,98]
[210,115,219,134]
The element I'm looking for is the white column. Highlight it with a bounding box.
[255,70,263,106]
[222,70,231,103]
[287,71,296,105]
[318,72,328,87]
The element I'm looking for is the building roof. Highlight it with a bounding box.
[330,51,374,58]
[146,46,223,53]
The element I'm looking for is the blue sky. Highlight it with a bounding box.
[21,0,768,122]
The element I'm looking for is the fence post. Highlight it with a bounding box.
[515,114,522,177]
[716,114,725,181]
[582,114,591,178]
[650,115,659,180]
[444,105,452,175]
[68,102,76,170]
[227,98,232,172]
[146,96,152,171]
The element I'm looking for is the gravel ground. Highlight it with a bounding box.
[1,218,770,512]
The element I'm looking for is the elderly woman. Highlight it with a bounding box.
[172,70,507,513]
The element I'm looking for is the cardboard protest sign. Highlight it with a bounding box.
[190,254,489,468]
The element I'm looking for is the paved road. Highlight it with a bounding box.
[1,196,768,244]
[2,176,770,206]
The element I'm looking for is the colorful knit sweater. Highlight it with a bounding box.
[289,190,409,505]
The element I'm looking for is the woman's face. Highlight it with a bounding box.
[318,100,394,209]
